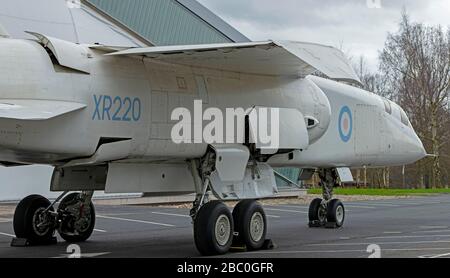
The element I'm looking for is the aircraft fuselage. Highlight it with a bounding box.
[0,37,425,169]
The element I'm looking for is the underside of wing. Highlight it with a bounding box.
[0,100,86,121]
[106,40,361,85]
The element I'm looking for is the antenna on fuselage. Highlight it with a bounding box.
[0,23,10,38]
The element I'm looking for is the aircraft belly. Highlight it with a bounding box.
[145,140,207,158]
[105,163,195,194]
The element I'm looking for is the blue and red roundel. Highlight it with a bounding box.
[338,106,353,143]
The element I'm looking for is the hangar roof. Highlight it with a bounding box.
[0,0,144,47]
[0,0,249,47]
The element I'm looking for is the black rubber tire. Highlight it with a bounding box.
[326,199,345,228]
[233,200,267,251]
[194,201,234,256]
[58,193,96,243]
[308,198,324,222]
[13,195,55,243]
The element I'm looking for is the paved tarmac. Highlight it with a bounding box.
[1,195,450,258]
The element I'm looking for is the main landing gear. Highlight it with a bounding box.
[308,169,346,229]
[189,169,268,256]
[13,191,96,245]
[191,185,268,256]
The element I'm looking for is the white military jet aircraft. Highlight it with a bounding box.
[0,6,425,255]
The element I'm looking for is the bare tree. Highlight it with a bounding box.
[379,13,450,188]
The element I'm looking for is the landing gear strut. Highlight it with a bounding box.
[12,191,96,245]
[308,169,345,228]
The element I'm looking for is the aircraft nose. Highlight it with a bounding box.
[415,141,427,160]
[410,134,427,161]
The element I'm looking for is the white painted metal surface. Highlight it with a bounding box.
[64,140,132,167]
[108,40,361,84]
[336,167,354,183]
[212,145,250,182]
[209,163,278,200]
[248,107,309,154]
[105,163,195,194]
[28,32,91,73]
[277,41,361,84]
[0,99,86,120]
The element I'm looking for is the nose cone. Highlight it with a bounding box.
[413,138,427,161]
[405,131,427,163]
[388,125,427,166]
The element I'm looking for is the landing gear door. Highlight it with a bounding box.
[336,167,354,183]
[248,107,309,155]
[211,144,250,182]
[209,163,278,200]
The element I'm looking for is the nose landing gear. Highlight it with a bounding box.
[308,169,346,229]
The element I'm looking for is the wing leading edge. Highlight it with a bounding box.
[106,40,361,85]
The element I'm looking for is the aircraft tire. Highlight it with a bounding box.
[13,195,55,243]
[194,201,234,256]
[308,198,327,224]
[326,199,345,228]
[232,200,267,251]
[58,193,96,243]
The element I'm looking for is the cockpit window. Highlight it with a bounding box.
[383,99,392,114]
[400,109,410,127]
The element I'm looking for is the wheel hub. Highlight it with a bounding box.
[250,212,264,242]
[215,214,231,246]
[32,208,52,236]
[74,207,92,233]
[336,205,344,223]
[318,204,327,223]
[61,206,92,234]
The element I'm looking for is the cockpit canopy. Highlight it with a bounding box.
[381,97,411,127]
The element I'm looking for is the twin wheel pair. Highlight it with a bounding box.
[308,198,346,228]
[194,200,267,256]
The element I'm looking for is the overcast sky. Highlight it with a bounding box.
[197,0,450,72]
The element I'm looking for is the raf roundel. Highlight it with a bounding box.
[338,106,353,143]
